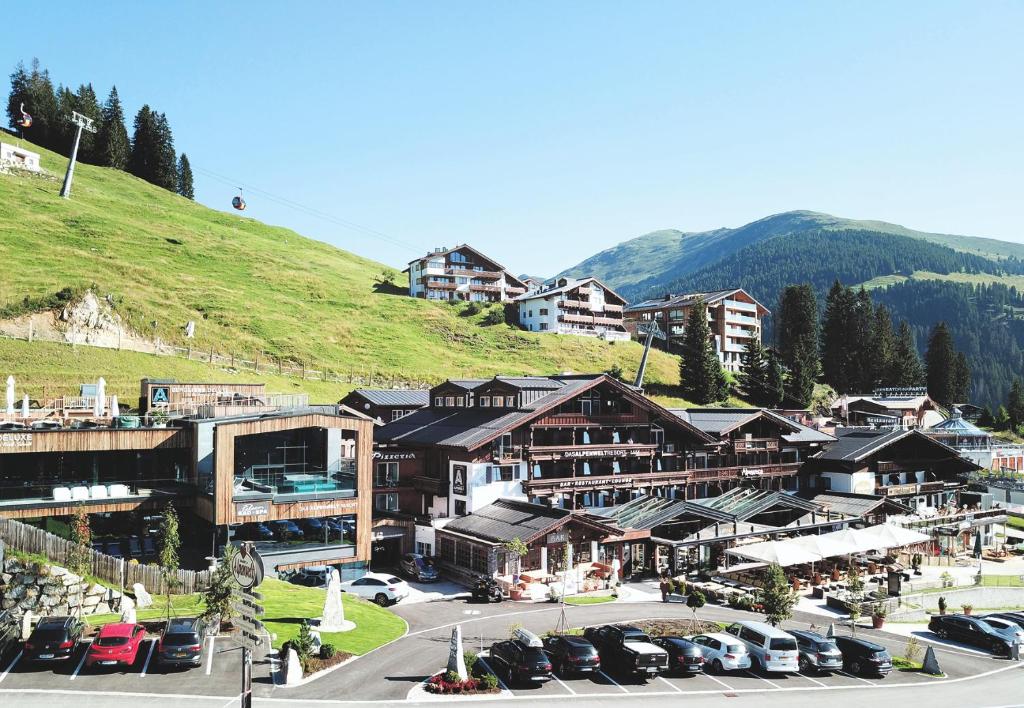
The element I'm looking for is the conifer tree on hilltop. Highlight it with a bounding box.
[889,321,924,387]
[821,281,855,393]
[73,83,103,163]
[153,112,177,191]
[776,284,819,371]
[177,152,194,200]
[925,322,959,405]
[870,304,897,389]
[1006,378,1024,430]
[97,85,130,169]
[6,59,58,149]
[680,300,728,404]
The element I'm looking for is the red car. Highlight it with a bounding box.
[86,623,148,668]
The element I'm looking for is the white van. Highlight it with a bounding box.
[724,621,799,673]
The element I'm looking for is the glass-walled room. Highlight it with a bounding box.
[232,426,358,500]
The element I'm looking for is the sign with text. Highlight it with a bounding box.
[235,501,270,517]
[546,531,568,544]
[373,451,417,461]
[0,433,32,449]
[556,477,634,490]
[150,386,170,405]
[452,465,467,496]
[231,543,265,589]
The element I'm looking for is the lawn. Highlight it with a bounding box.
[563,595,616,606]
[82,578,406,655]
[978,574,1024,587]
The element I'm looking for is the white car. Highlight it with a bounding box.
[688,632,752,673]
[340,572,410,606]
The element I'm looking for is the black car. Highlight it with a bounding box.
[543,635,600,675]
[157,617,207,668]
[399,553,439,582]
[789,630,844,673]
[652,636,704,676]
[984,612,1024,632]
[489,640,553,685]
[0,612,20,661]
[928,614,1016,656]
[833,636,892,676]
[24,616,84,662]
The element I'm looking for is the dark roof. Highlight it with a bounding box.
[345,389,431,407]
[514,276,626,304]
[440,499,618,544]
[626,289,738,312]
[668,408,833,444]
[378,374,714,451]
[592,489,821,529]
[814,428,912,462]
[807,492,889,518]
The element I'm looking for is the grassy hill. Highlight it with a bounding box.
[0,135,682,400]
[557,210,1024,300]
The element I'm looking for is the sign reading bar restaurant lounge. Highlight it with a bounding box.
[0,432,33,449]
[235,501,270,517]
[557,477,634,490]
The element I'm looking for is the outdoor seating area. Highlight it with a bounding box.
[52,483,132,502]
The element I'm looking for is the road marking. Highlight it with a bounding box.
[597,669,628,693]
[205,636,215,675]
[746,670,781,688]
[701,670,735,691]
[69,649,88,681]
[796,671,828,688]
[657,675,683,693]
[837,669,876,685]
[140,640,156,677]
[550,672,577,695]
[0,651,22,684]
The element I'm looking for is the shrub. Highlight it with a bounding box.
[444,670,461,683]
[480,672,499,690]
[464,302,483,316]
[319,643,336,660]
[463,650,478,672]
[482,308,505,326]
[904,635,922,664]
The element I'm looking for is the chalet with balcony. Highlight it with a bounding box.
[516,277,630,341]
[624,289,769,372]
[801,428,979,512]
[830,387,944,429]
[339,389,429,424]
[405,244,528,303]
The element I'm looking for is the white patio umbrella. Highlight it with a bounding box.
[5,376,14,415]
[791,532,862,559]
[818,528,878,554]
[856,524,930,550]
[21,394,29,418]
[94,377,106,417]
[726,539,821,567]
[110,395,120,418]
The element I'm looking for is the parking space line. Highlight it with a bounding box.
[700,671,735,691]
[656,675,683,693]
[837,670,876,686]
[597,670,628,693]
[0,651,22,684]
[475,657,510,692]
[205,636,215,676]
[746,670,781,689]
[796,672,828,688]
[139,640,157,677]
[550,672,577,695]
[69,649,88,681]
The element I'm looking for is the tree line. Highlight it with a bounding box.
[5,58,193,199]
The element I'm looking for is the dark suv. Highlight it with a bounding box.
[652,636,704,675]
[833,636,892,676]
[543,635,600,675]
[157,617,208,668]
[489,640,553,685]
[24,616,84,662]
[928,614,1016,656]
[789,630,844,673]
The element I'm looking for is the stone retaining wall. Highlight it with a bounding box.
[0,557,122,618]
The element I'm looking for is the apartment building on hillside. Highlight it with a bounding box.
[405,244,528,303]
[624,288,769,372]
[516,277,630,341]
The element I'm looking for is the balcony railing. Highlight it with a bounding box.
[505,286,527,295]
[558,314,624,327]
[425,279,458,289]
[603,303,623,313]
[876,480,949,497]
[446,267,501,279]
[469,284,501,293]
[733,438,780,453]
[557,299,589,309]
[525,443,659,461]
[521,462,802,494]
[413,475,448,495]
[533,412,647,426]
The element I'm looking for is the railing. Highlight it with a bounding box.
[603,303,623,313]
[689,463,801,480]
[425,279,458,289]
[533,412,647,426]
[733,438,780,453]
[0,517,210,594]
[725,314,760,326]
[469,284,501,293]
[446,267,501,279]
[523,468,691,494]
[495,446,524,461]
[525,443,659,460]
[413,475,448,495]
[558,314,624,326]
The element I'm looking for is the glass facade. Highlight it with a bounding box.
[232,426,357,500]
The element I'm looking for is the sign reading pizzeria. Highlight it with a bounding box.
[373,451,417,461]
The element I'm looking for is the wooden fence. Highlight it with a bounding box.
[0,518,209,595]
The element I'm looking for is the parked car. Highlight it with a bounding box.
[543,635,600,676]
[688,632,752,673]
[929,614,1017,656]
[489,638,552,685]
[24,616,84,662]
[789,629,844,673]
[298,518,325,536]
[238,522,274,541]
[288,566,332,588]
[268,520,304,541]
[724,621,799,674]
[157,617,207,668]
[833,636,892,676]
[976,617,1024,645]
[339,572,410,606]
[85,623,147,668]
[399,553,439,582]
[583,625,669,677]
[984,612,1024,632]
[652,636,704,676]
[0,611,21,661]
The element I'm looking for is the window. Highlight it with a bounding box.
[435,397,443,407]
[439,537,456,562]
[506,396,515,407]
[417,542,432,557]
[539,308,548,316]
[446,396,455,407]
[391,409,408,421]
[456,276,468,284]
[456,396,465,407]
[539,323,548,331]
[471,546,488,573]
[455,499,467,516]
[374,493,398,512]
[456,540,471,567]
[375,462,399,487]
[480,396,490,407]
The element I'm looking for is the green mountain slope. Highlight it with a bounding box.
[558,210,1024,300]
[0,135,681,397]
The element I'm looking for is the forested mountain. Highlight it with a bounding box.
[557,210,1024,300]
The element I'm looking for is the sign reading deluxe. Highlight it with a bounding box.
[0,432,33,449]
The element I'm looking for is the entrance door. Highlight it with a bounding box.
[631,543,645,576]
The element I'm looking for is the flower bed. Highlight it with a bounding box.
[425,671,500,695]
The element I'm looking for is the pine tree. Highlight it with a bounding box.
[129,105,158,183]
[52,85,76,151]
[925,322,958,405]
[765,349,786,408]
[848,287,876,391]
[153,112,177,190]
[97,85,130,169]
[871,305,896,387]
[784,341,817,408]
[777,284,819,370]
[821,281,855,393]
[1007,379,1024,430]
[177,152,194,199]
[761,563,796,627]
[952,352,971,403]
[890,321,924,386]
[978,405,994,428]
[73,83,102,163]
[159,503,181,623]
[6,59,58,149]
[996,405,1011,431]
[739,338,769,405]
[680,300,728,404]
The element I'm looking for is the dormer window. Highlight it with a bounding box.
[480,396,490,407]
[456,396,466,407]
[446,396,455,407]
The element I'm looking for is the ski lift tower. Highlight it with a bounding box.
[59,111,97,199]
[633,320,667,389]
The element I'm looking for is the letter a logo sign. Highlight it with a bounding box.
[151,386,170,404]
[452,465,467,496]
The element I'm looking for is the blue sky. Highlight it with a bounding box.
[7,2,1023,275]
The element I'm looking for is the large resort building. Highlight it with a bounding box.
[405,244,527,303]
[515,277,630,341]
[624,289,769,373]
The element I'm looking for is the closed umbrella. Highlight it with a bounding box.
[21,394,29,419]
[973,531,983,559]
[5,376,13,415]
[94,377,106,417]
[110,395,120,418]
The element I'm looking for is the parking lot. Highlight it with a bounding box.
[0,635,248,697]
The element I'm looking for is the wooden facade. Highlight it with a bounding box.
[0,427,191,455]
